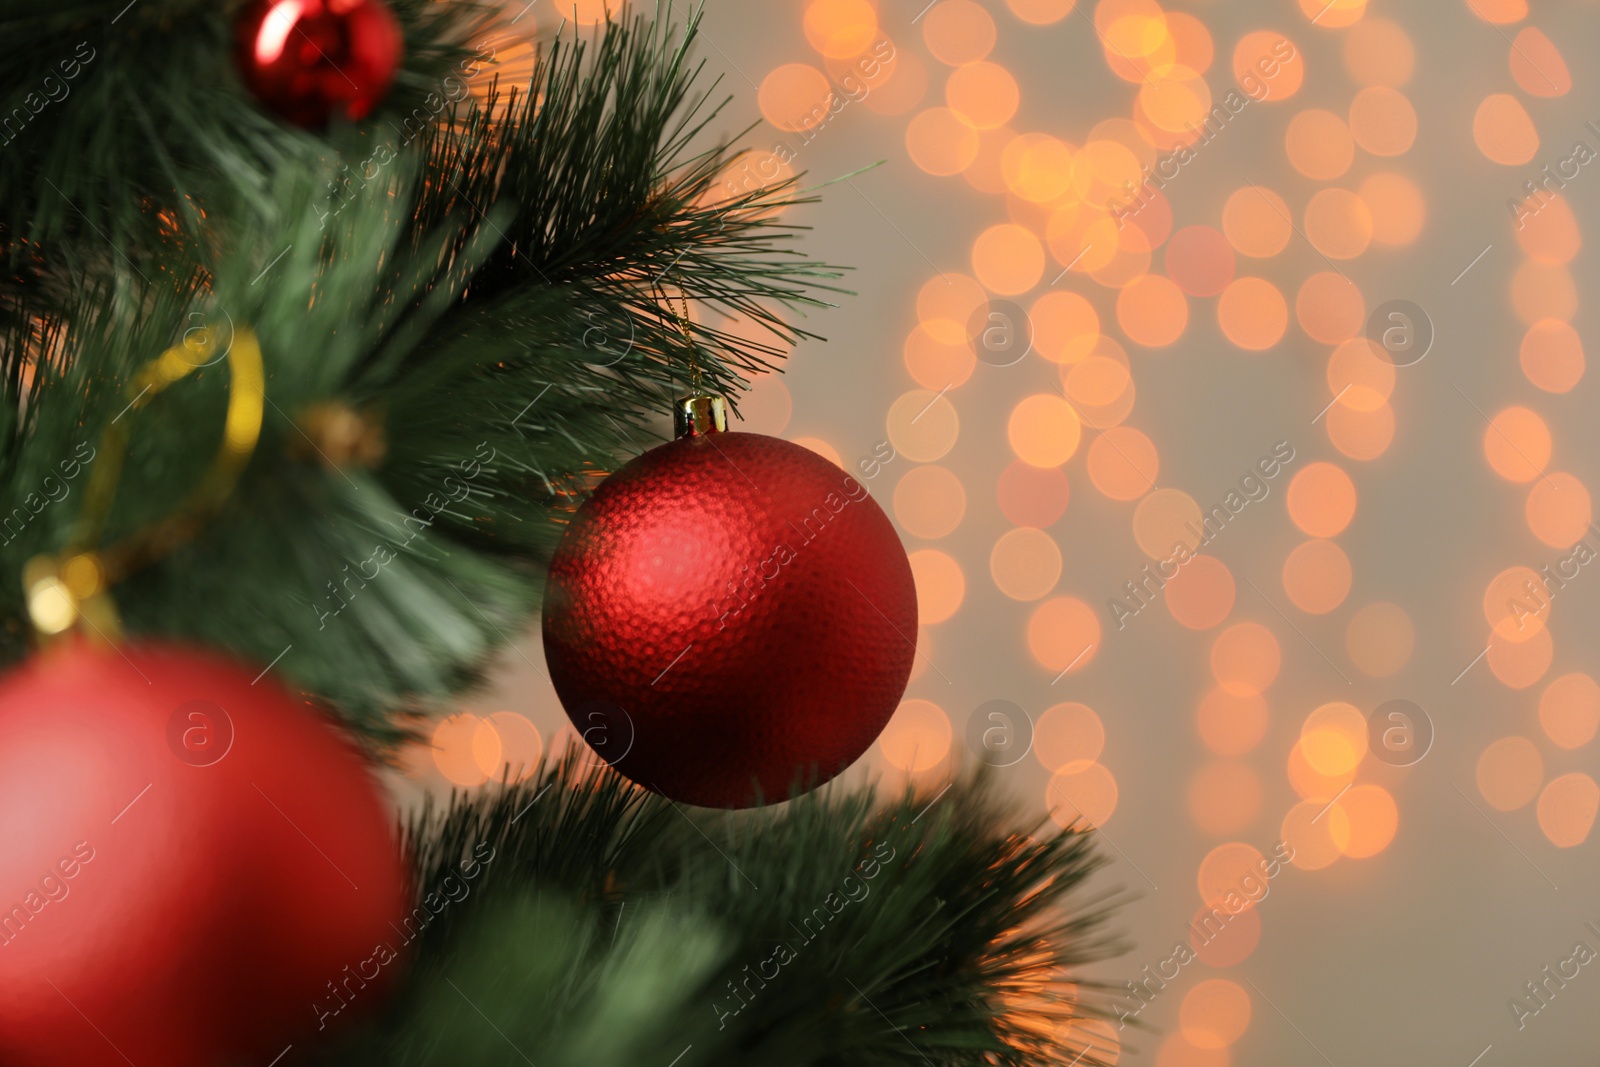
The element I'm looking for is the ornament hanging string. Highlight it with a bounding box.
[655,279,704,390]
[24,327,266,639]
[677,288,703,390]
[656,280,727,437]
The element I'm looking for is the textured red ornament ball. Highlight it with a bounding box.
[235,0,403,128]
[542,431,918,808]
[0,640,410,1067]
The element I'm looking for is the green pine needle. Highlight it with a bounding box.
[308,755,1129,1067]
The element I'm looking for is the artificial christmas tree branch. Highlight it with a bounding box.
[0,5,842,738]
[309,754,1129,1067]
[0,0,493,273]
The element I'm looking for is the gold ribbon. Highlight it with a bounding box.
[25,326,265,639]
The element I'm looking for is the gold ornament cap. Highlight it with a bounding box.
[674,395,728,438]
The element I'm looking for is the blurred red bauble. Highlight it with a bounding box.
[0,640,410,1067]
[542,414,918,808]
[235,0,403,127]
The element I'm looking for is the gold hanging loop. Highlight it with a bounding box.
[654,278,725,440]
[653,278,705,391]
[672,285,703,392]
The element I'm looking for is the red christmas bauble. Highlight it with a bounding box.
[542,430,918,808]
[0,640,410,1067]
[235,0,403,128]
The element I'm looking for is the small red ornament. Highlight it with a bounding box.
[235,0,403,128]
[542,397,918,808]
[0,640,410,1067]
